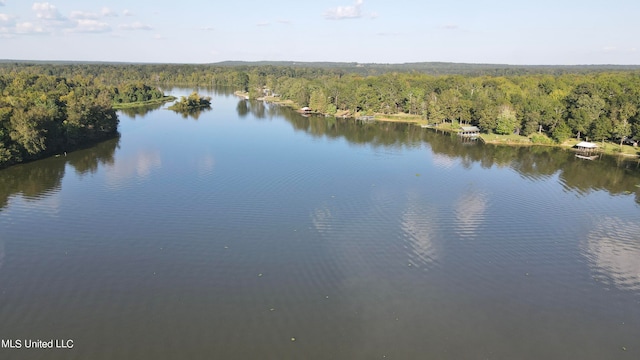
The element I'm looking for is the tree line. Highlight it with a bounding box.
[0,67,187,168]
[0,72,120,168]
[2,62,640,169]
[267,72,640,144]
[6,61,638,143]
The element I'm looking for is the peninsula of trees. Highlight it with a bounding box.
[0,73,119,168]
[112,82,175,109]
[0,69,173,168]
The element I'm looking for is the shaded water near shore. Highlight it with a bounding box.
[1,88,639,359]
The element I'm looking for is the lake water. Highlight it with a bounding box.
[1,88,639,359]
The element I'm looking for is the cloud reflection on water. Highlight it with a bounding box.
[585,216,640,292]
[105,150,162,188]
[454,188,487,239]
[401,192,440,267]
[196,154,215,176]
[430,153,458,170]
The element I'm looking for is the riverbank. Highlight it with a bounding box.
[241,92,639,159]
[478,133,639,157]
[112,96,176,109]
[0,132,120,170]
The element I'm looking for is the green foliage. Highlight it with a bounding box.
[168,92,212,113]
[529,133,553,144]
[494,106,518,135]
[309,88,328,113]
[0,72,119,168]
[236,72,250,92]
[112,82,165,104]
[552,121,573,142]
[2,62,640,158]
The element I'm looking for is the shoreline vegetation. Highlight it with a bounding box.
[3,61,640,169]
[0,73,120,169]
[0,73,175,168]
[168,92,212,112]
[112,96,176,109]
[168,92,212,119]
[234,91,640,158]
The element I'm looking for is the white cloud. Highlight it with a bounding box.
[442,24,459,30]
[32,2,65,21]
[0,13,16,25]
[70,11,98,20]
[119,21,152,31]
[154,33,165,40]
[70,19,110,33]
[123,9,134,16]
[256,21,269,27]
[324,0,363,20]
[30,2,73,32]
[200,25,214,31]
[16,21,45,34]
[276,19,291,24]
[101,7,117,17]
[602,46,617,52]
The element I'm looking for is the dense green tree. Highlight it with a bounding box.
[168,92,212,113]
[426,93,445,124]
[566,85,606,139]
[552,120,573,142]
[0,72,119,168]
[309,87,328,113]
[495,105,518,135]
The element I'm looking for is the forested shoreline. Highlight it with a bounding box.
[2,61,640,168]
[0,73,119,168]
[0,71,173,168]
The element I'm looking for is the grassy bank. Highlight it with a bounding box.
[262,95,295,107]
[112,96,176,109]
[250,92,640,159]
[374,113,425,123]
[479,133,639,157]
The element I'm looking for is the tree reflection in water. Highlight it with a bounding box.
[0,137,119,211]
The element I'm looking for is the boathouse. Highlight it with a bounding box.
[458,126,480,137]
[574,141,599,159]
[575,141,598,151]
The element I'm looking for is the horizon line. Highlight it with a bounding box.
[1,59,640,67]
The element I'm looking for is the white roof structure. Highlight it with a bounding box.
[576,141,598,148]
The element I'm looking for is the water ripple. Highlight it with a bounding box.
[583,216,640,292]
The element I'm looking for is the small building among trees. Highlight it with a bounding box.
[575,141,598,151]
[458,126,480,138]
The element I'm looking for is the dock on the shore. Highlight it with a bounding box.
[356,115,375,123]
[457,126,480,138]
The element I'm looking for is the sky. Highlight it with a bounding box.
[0,0,639,65]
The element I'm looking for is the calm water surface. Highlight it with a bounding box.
[1,89,639,359]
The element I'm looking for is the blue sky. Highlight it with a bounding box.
[0,0,638,65]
